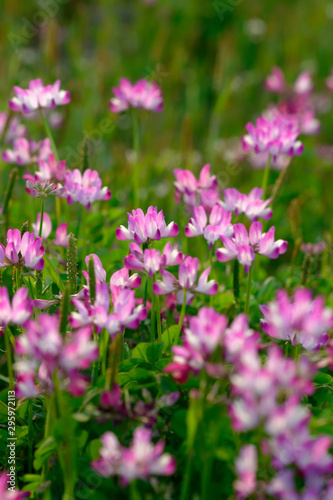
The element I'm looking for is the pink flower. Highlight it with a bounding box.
[64,168,111,210]
[0,112,26,144]
[300,242,325,255]
[3,138,52,165]
[82,254,107,284]
[9,78,70,114]
[260,289,333,351]
[153,256,218,296]
[60,326,99,372]
[216,222,288,273]
[32,212,52,239]
[221,187,273,221]
[174,164,220,213]
[110,78,163,113]
[70,283,110,333]
[25,179,65,199]
[264,67,287,93]
[92,427,176,485]
[242,115,304,160]
[110,267,141,294]
[24,153,67,183]
[0,287,32,328]
[116,206,178,245]
[165,307,227,382]
[234,445,257,499]
[125,242,182,277]
[0,471,30,499]
[185,204,233,248]
[0,229,45,270]
[103,288,147,337]
[54,223,69,247]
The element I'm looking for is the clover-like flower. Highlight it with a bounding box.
[64,168,111,210]
[9,78,70,114]
[110,78,163,113]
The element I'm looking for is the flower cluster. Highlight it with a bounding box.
[185,204,233,248]
[220,187,273,222]
[110,78,163,113]
[0,229,45,271]
[15,315,98,397]
[9,78,70,114]
[216,221,288,272]
[0,287,32,329]
[91,427,176,485]
[3,138,52,166]
[174,164,220,213]
[260,288,333,351]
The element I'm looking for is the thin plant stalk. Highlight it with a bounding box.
[4,327,14,390]
[39,197,45,238]
[150,278,156,344]
[156,294,162,343]
[132,109,140,208]
[261,154,271,198]
[244,264,253,315]
[28,400,33,473]
[40,110,59,162]
[175,289,187,345]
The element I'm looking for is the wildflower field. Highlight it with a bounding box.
[2,1,333,499]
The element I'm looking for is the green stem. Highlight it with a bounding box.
[261,154,271,198]
[244,265,253,315]
[40,110,59,162]
[132,109,140,208]
[4,327,14,390]
[180,451,194,500]
[150,277,156,344]
[129,480,141,500]
[156,294,162,343]
[39,197,45,238]
[175,289,187,345]
[28,400,33,473]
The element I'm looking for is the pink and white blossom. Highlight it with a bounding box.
[174,164,219,213]
[0,287,32,328]
[116,206,178,245]
[64,168,111,210]
[9,78,70,114]
[185,204,233,248]
[110,78,163,113]
[221,187,273,221]
[0,229,45,270]
[3,138,52,165]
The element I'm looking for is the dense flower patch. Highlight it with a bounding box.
[0,57,333,500]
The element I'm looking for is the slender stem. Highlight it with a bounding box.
[40,110,59,162]
[132,109,140,208]
[175,289,187,345]
[39,197,45,238]
[28,400,33,473]
[180,450,194,500]
[55,197,61,227]
[261,154,271,198]
[4,327,14,390]
[129,480,141,500]
[143,276,148,307]
[150,277,156,344]
[156,295,162,343]
[244,264,253,315]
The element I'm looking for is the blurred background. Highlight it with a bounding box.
[1,0,333,285]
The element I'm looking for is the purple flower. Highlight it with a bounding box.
[265,67,313,95]
[221,187,273,222]
[0,229,45,270]
[234,445,257,499]
[153,256,218,297]
[110,78,163,113]
[116,206,178,245]
[165,307,227,382]
[185,204,233,248]
[54,223,69,247]
[260,288,333,351]
[70,283,110,333]
[24,153,67,184]
[9,78,70,114]
[242,115,304,160]
[92,427,176,485]
[0,112,26,144]
[216,221,288,273]
[0,471,30,499]
[0,287,32,328]
[64,168,111,210]
[3,138,52,165]
[301,242,325,255]
[25,179,65,199]
[174,164,220,213]
[110,267,141,293]
[82,253,107,284]
[103,288,147,337]
[125,245,166,278]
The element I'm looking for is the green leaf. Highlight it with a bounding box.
[161,325,179,351]
[130,342,163,363]
[314,372,333,386]
[118,367,156,388]
[33,437,57,470]
[43,254,65,292]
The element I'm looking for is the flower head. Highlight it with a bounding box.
[153,256,218,297]
[110,78,163,113]
[0,229,45,270]
[242,115,304,160]
[0,287,32,328]
[260,288,333,351]
[116,206,178,245]
[3,138,52,166]
[216,221,288,273]
[185,204,233,248]
[9,78,70,114]
[221,187,273,222]
[64,168,111,210]
[92,427,175,485]
[174,164,219,213]
[0,112,26,144]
